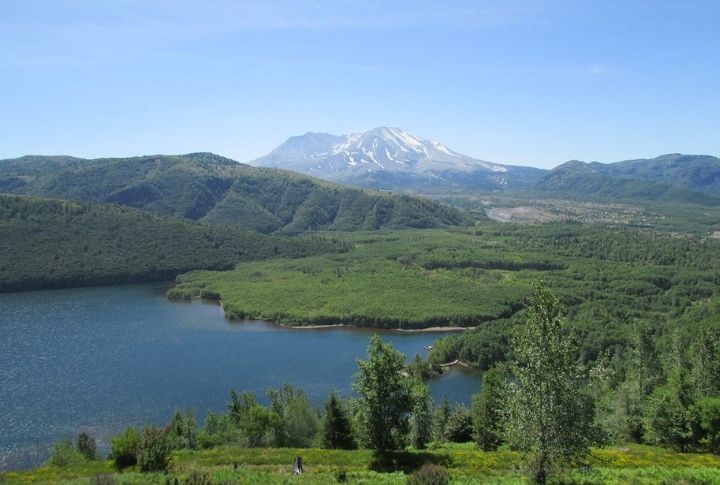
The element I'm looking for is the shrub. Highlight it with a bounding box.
[137,426,171,472]
[184,470,213,485]
[406,464,449,485]
[48,440,85,467]
[472,367,508,451]
[110,427,141,469]
[77,432,97,460]
[335,467,348,482]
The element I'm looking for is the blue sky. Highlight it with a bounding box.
[1,0,718,168]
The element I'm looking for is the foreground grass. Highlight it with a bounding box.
[3,445,719,484]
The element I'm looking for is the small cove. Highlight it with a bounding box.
[0,283,481,470]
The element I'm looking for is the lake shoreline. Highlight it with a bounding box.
[279,323,470,332]
[207,297,471,333]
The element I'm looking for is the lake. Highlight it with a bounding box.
[0,283,481,470]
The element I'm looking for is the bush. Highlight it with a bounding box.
[77,432,97,460]
[137,426,171,472]
[335,467,348,482]
[406,464,449,485]
[48,440,86,467]
[110,427,141,469]
[183,470,213,485]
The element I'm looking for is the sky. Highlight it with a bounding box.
[1,0,718,169]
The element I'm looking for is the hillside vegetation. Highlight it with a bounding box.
[170,225,720,363]
[533,160,720,206]
[590,153,720,196]
[0,153,468,234]
[0,195,342,292]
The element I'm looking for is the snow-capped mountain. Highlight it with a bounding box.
[252,127,544,191]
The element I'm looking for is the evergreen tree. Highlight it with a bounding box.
[615,321,662,443]
[322,392,357,449]
[644,333,695,451]
[408,353,434,381]
[507,283,595,484]
[632,320,662,398]
[432,395,451,443]
[410,381,433,449]
[76,432,97,460]
[353,335,412,454]
[690,326,720,398]
[472,367,508,451]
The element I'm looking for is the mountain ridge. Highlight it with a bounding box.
[0,152,469,234]
[252,128,720,200]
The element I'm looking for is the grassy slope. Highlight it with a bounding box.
[3,445,719,484]
[0,194,341,292]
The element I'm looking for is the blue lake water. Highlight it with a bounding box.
[0,283,481,470]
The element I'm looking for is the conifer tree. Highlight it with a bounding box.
[472,367,508,451]
[322,392,357,449]
[690,326,720,398]
[410,382,433,449]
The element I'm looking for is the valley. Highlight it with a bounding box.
[2,151,719,483]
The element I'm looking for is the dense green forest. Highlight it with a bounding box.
[170,224,720,363]
[0,153,468,234]
[588,153,720,197]
[0,195,343,292]
[533,160,720,206]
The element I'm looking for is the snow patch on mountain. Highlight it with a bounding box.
[253,127,508,183]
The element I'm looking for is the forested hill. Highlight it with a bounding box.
[589,153,720,197]
[0,195,343,292]
[0,153,468,234]
[533,160,720,205]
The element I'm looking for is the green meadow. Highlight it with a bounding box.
[3,444,719,484]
